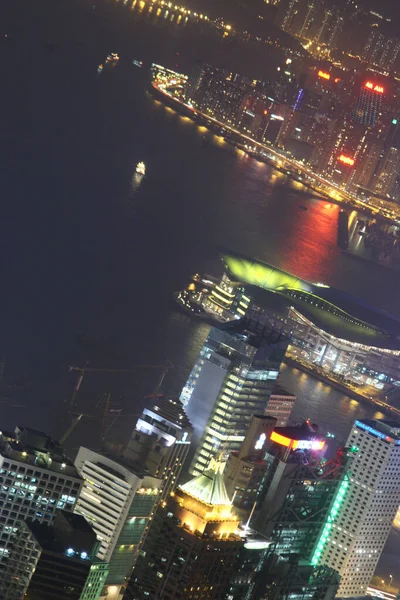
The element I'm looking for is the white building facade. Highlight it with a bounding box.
[315,419,400,597]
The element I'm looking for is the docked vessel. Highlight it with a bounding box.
[136,161,146,175]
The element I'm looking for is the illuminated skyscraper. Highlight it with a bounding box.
[124,459,244,600]
[362,30,400,73]
[316,419,400,598]
[180,318,288,477]
[124,395,193,501]
[352,80,384,127]
[255,422,352,561]
[373,147,400,197]
[0,427,82,567]
[74,448,161,599]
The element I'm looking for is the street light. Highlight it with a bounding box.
[389,574,393,587]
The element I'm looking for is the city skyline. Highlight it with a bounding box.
[3,0,400,597]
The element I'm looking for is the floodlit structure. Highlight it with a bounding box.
[124,459,245,599]
[191,252,400,401]
[316,419,400,597]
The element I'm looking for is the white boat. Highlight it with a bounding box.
[136,161,146,175]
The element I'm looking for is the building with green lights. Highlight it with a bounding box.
[189,251,400,400]
[315,419,400,598]
[253,423,353,563]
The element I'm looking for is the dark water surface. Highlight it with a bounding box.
[1,0,399,582]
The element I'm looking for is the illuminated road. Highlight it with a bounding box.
[152,76,400,224]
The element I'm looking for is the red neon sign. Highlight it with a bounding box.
[318,70,331,80]
[338,154,355,166]
[270,431,325,451]
[364,81,384,94]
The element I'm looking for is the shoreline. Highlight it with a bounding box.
[283,355,400,419]
[149,82,398,225]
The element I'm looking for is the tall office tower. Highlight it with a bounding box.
[225,415,277,511]
[315,5,343,48]
[0,427,82,566]
[265,385,296,426]
[180,318,288,477]
[255,423,352,561]
[278,0,301,35]
[0,511,107,600]
[351,140,383,190]
[124,395,193,500]
[362,30,400,73]
[184,63,246,126]
[298,0,319,39]
[124,459,243,600]
[316,419,400,598]
[74,448,161,598]
[352,80,384,127]
[374,147,400,196]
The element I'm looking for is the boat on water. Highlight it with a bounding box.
[106,52,120,65]
[132,59,143,68]
[136,161,146,175]
[97,64,104,74]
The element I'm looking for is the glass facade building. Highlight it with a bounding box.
[180,319,288,477]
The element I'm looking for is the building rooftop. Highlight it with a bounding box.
[220,250,400,350]
[0,426,80,479]
[179,459,232,506]
[271,385,296,398]
[148,395,193,431]
[356,419,400,441]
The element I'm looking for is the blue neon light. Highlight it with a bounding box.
[355,421,391,441]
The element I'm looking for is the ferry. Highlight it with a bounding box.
[133,59,143,68]
[106,52,120,65]
[136,161,146,175]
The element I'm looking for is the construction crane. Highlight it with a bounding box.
[67,362,172,408]
[60,391,142,445]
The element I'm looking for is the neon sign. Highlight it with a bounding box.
[270,431,325,451]
[318,70,331,80]
[364,81,384,93]
[338,154,355,166]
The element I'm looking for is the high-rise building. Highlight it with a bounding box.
[184,63,246,126]
[180,318,288,477]
[0,427,82,566]
[124,395,193,500]
[316,419,400,598]
[225,415,277,512]
[74,448,161,598]
[352,80,384,127]
[0,511,107,600]
[265,385,296,426]
[362,29,400,73]
[256,422,352,562]
[123,459,244,600]
[373,147,400,197]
